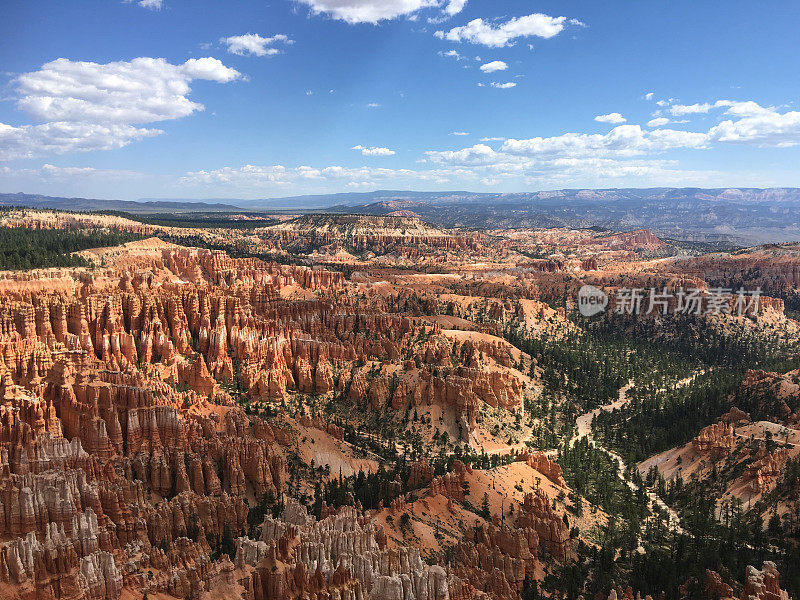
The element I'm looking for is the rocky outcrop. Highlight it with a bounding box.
[583,229,664,251]
[517,493,570,563]
[692,422,736,459]
[721,407,751,424]
[515,453,565,487]
[744,449,791,493]
[428,461,471,502]
[705,569,734,600]
[408,460,435,489]
[233,499,464,600]
[260,215,481,256]
[742,562,790,600]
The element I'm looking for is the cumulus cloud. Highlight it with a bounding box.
[443,0,467,16]
[451,131,469,136]
[669,102,715,116]
[490,82,516,89]
[221,33,292,57]
[177,96,800,194]
[708,104,800,146]
[424,143,502,166]
[419,142,727,189]
[177,157,732,195]
[644,92,654,101]
[479,60,508,73]
[438,50,465,60]
[435,13,571,47]
[15,57,239,124]
[352,144,396,156]
[498,125,709,159]
[296,0,440,24]
[1,56,240,160]
[180,58,241,82]
[0,122,161,160]
[124,0,163,10]
[180,164,435,189]
[654,98,800,147]
[647,117,670,127]
[418,99,800,184]
[594,112,626,124]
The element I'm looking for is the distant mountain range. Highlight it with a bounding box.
[0,192,242,213]
[4,188,800,243]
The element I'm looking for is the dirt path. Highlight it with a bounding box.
[574,382,632,441]
[572,381,686,535]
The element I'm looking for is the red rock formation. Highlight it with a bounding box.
[721,407,751,424]
[745,449,790,493]
[428,461,471,502]
[692,422,736,459]
[408,460,435,488]
[583,229,664,251]
[517,492,571,562]
[741,562,790,600]
[705,568,734,600]
[516,452,565,486]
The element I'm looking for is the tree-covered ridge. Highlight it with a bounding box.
[492,305,800,598]
[0,227,144,270]
[502,310,800,461]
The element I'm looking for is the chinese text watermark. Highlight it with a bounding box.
[578,286,762,317]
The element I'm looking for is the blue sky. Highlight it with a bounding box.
[1,0,799,200]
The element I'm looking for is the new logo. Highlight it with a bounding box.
[577,285,608,317]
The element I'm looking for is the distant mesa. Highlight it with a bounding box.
[5,188,800,243]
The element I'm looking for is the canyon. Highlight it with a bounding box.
[0,209,796,600]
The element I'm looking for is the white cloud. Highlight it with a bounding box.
[438,49,465,60]
[15,57,240,124]
[180,57,240,82]
[717,100,773,118]
[221,33,292,57]
[708,104,800,146]
[352,144,396,156]
[654,98,800,147]
[594,112,626,124]
[451,131,469,136]
[644,92,654,101]
[422,100,800,174]
[647,117,670,127]
[490,82,516,89]
[180,164,433,189]
[296,0,440,24]
[435,13,571,47]
[177,157,735,195]
[494,125,709,160]
[38,163,143,178]
[424,143,501,165]
[2,57,239,160]
[479,60,508,73]
[0,122,161,160]
[125,0,163,10]
[420,143,729,188]
[443,0,467,16]
[176,96,800,195]
[669,102,714,116]
[480,136,506,141]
